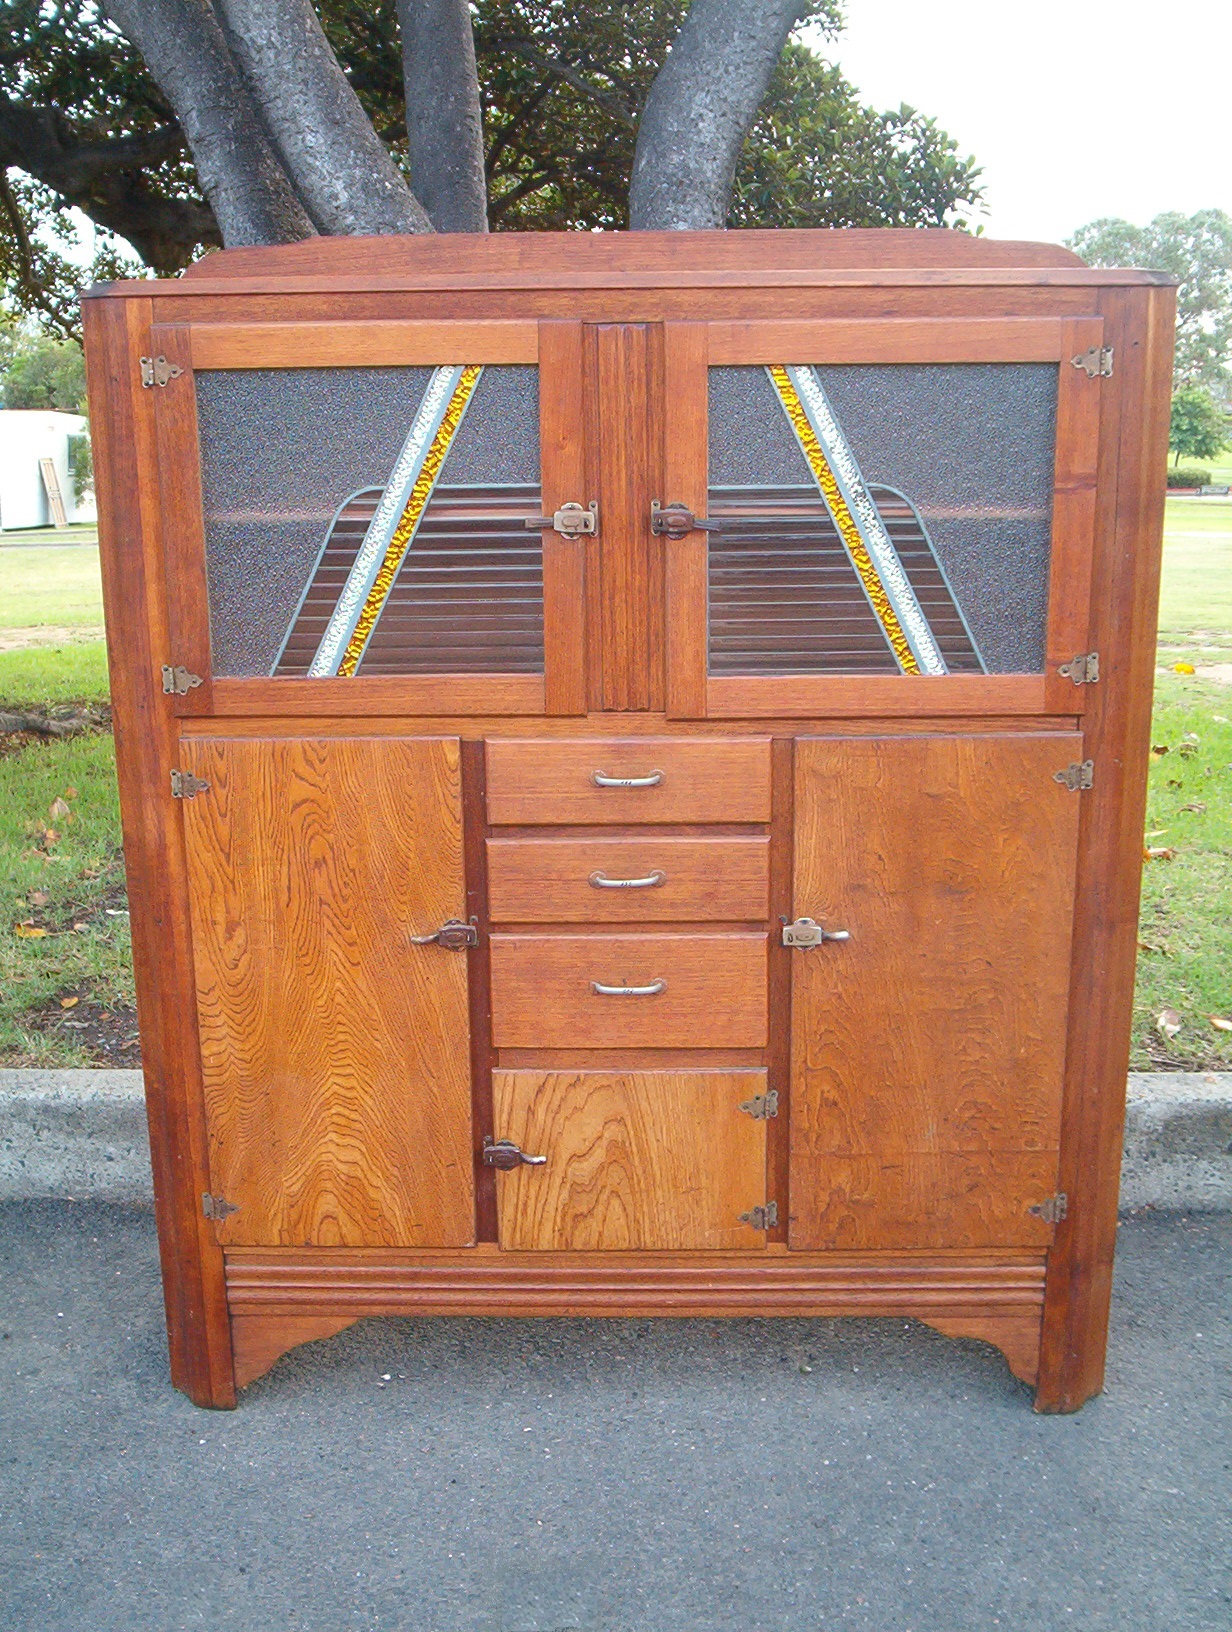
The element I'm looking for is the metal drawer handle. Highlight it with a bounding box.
[592,769,663,788]
[589,869,666,890]
[591,978,666,996]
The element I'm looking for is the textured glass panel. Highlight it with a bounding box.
[708,364,1057,674]
[197,365,541,676]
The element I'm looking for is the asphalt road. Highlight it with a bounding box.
[1,1202,1229,1632]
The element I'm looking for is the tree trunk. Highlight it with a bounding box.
[398,0,488,234]
[217,0,432,236]
[629,0,812,230]
[101,0,315,248]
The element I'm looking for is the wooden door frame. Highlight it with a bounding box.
[151,316,594,721]
[662,314,1105,721]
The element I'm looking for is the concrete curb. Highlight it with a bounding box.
[2,1067,1231,1211]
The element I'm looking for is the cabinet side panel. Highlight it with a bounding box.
[83,296,236,1407]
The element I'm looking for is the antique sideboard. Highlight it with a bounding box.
[82,228,1174,1410]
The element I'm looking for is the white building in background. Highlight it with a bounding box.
[0,409,96,530]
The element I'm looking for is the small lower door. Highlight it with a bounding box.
[492,1070,768,1250]
[181,735,474,1248]
[789,733,1082,1251]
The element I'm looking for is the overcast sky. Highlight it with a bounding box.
[818,0,1231,245]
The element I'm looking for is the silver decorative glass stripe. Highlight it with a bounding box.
[782,365,949,676]
[307,364,476,678]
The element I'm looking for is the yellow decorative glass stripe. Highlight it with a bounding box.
[335,363,483,678]
[767,364,919,675]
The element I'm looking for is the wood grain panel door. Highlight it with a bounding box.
[492,1070,768,1250]
[180,735,474,1247]
[789,733,1082,1251]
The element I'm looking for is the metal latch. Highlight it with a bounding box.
[161,664,203,696]
[781,916,850,949]
[202,1192,238,1221]
[170,769,210,799]
[739,1089,779,1120]
[524,500,598,538]
[411,917,479,949]
[1070,346,1113,379]
[482,1137,547,1170]
[1028,1193,1068,1224]
[1053,760,1094,792]
[1057,652,1099,685]
[739,1201,778,1231]
[139,355,184,388]
[650,501,723,538]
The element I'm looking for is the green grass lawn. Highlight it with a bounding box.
[0,490,1229,1069]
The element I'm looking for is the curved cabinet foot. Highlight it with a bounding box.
[922,1312,1042,1390]
[231,1312,360,1391]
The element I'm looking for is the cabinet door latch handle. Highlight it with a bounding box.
[483,1137,547,1169]
[650,500,723,538]
[411,917,479,949]
[592,769,663,788]
[589,869,666,889]
[591,977,666,996]
[524,500,598,537]
[781,916,850,949]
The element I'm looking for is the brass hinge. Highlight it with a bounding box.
[1070,345,1113,379]
[161,664,203,696]
[739,1201,778,1231]
[1053,759,1094,792]
[739,1089,779,1120]
[202,1192,238,1221]
[1028,1193,1068,1224]
[1057,652,1099,685]
[139,355,184,388]
[170,769,210,799]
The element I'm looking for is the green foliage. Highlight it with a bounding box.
[67,429,93,498]
[2,0,984,337]
[0,643,110,708]
[1,332,87,411]
[1169,385,1228,465]
[1165,466,1213,488]
[1068,210,1232,394]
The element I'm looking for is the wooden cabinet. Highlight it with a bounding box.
[83,228,1174,1411]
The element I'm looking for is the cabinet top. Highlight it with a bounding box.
[85,227,1174,301]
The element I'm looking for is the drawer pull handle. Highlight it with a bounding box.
[592,769,663,788]
[591,978,666,997]
[588,869,666,890]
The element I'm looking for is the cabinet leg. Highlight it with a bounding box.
[231,1312,360,1391]
[922,1311,1042,1390]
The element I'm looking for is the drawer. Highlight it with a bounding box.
[486,835,770,922]
[491,1069,768,1251]
[490,933,768,1048]
[485,738,771,825]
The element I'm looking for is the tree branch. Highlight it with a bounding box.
[217,0,431,236]
[629,0,812,230]
[101,0,316,249]
[398,0,487,233]
[498,38,637,130]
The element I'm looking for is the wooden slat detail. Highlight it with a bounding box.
[151,323,214,712]
[207,674,545,717]
[540,321,590,715]
[485,736,771,823]
[85,295,237,1409]
[180,736,475,1248]
[492,1070,767,1250]
[663,323,710,718]
[487,834,769,922]
[707,317,1068,363]
[490,932,768,1048]
[188,320,539,369]
[790,733,1081,1251]
[706,674,1047,717]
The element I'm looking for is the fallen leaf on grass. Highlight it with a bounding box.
[1145,828,1169,839]
[59,996,79,1010]
[1151,744,1170,758]
[14,922,48,939]
[48,796,72,822]
[1210,1016,1232,1033]
[1156,1008,1183,1039]
[1179,734,1200,759]
[1214,715,1229,725]
[29,889,48,907]
[1180,801,1207,813]
[1137,939,1169,954]
[63,786,77,800]
[1144,846,1176,861]
[1166,778,1183,789]
[1172,661,1196,674]
[72,921,90,933]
